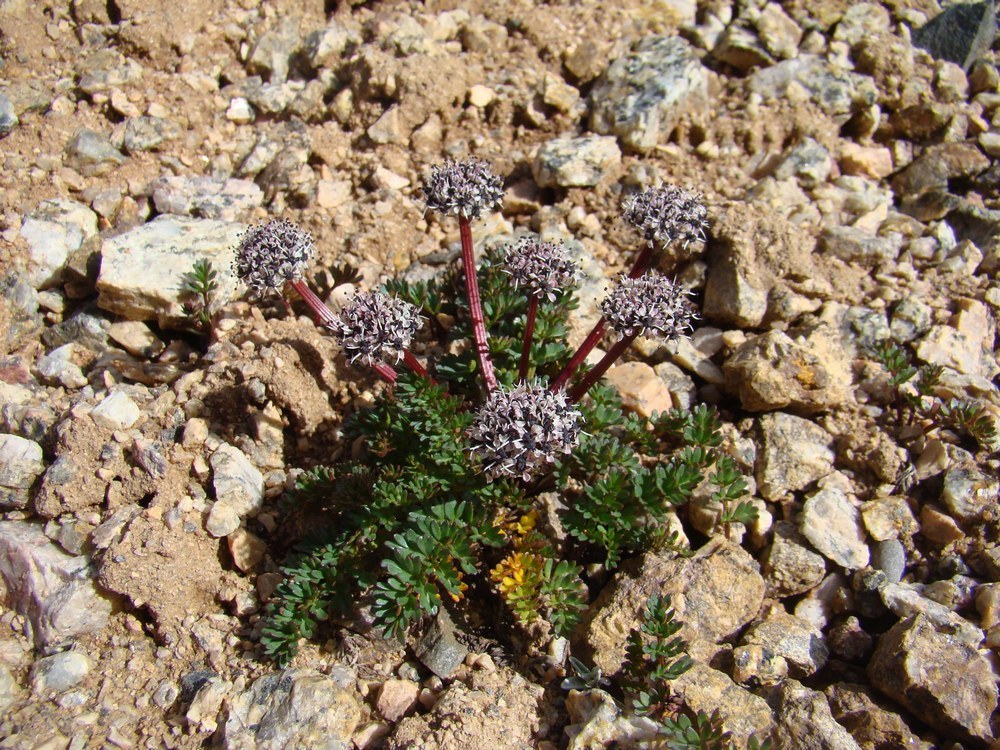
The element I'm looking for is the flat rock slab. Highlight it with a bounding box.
[96,215,244,328]
[151,175,264,221]
[869,613,997,744]
[0,521,112,650]
[589,35,707,152]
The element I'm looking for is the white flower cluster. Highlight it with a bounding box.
[233,219,313,297]
[469,382,583,481]
[621,186,708,245]
[601,273,696,340]
[422,158,504,219]
[502,237,578,302]
[329,291,422,366]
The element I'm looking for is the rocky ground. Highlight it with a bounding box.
[1,0,1000,747]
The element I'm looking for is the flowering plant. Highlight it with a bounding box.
[234,161,753,664]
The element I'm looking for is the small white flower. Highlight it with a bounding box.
[502,237,578,302]
[621,186,708,245]
[602,273,697,340]
[234,219,312,297]
[329,291,422,366]
[423,158,504,220]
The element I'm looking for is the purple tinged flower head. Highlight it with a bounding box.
[502,237,579,302]
[601,273,697,341]
[329,290,422,366]
[422,158,504,220]
[234,219,313,297]
[469,381,583,482]
[621,186,708,245]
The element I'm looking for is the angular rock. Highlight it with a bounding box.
[247,18,302,84]
[533,135,620,188]
[122,116,181,153]
[77,50,143,95]
[578,539,765,673]
[749,55,871,120]
[151,175,264,222]
[0,434,44,510]
[96,215,244,328]
[773,137,831,188]
[603,361,674,418]
[732,644,789,687]
[892,142,990,199]
[869,614,996,744]
[742,604,828,677]
[589,35,708,152]
[819,227,903,266]
[20,199,99,290]
[0,91,17,136]
[30,650,92,693]
[36,343,88,389]
[222,668,360,749]
[763,522,827,598]
[89,390,141,430]
[42,309,111,351]
[860,496,918,542]
[376,679,420,722]
[723,331,852,413]
[879,583,983,649]
[670,662,775,743]
[64,128,125,177]
[755,412,834,501]
[0,521,112,650]
[826,682,930,750]
[206,443,264,538]
[770,680,863,750]
[801,478,870,570]
[415,609,468,680]
[913,0,996,72]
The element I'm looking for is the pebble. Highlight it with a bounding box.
[590,35,707,151]
[603,361,674,418]
[0,434,45,510]
[90,391,141,430]
[801,475,870,570]
[741,604,828,677]
[763,522,827,598]
[912,0,996,72]
[870,539,906,583]
[227,527,266,572]
[36,343,88,389]
[226,97,254,124]
[940,462,997,523]
[975,583,1000,629]
[467,84,495,108]
[63,128,125,177]
[415,609,468,679]
[206,443,264,538]
[860,496,918,541]
[749,55,868,118]
[532,135,621,188]
[0,664,18,710]
[122,116,181,154]
[0,91,17,136]
[376,679,420,722]
[31,650,93,693]
[246,17,301,84]
[819,226,903,266]
[839,143,893,179]
[771,680,862,749]
[879,583,983,648]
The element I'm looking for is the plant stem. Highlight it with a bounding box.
[288,279,339,329]
[518,296,539,383]
[551,320,605,391]
[568,333,636,403]
[372,362,398,384]
[458,216,497,392]
[550,241,659,393]
[403,350,433,382]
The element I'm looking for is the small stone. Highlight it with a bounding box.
[415,609,468,679]
[819,226,903,266]
[107,321,165,358]
[773,137,831,187]
[151,175,263,222]
[839,143,894,179]
[801,477,870,570]
[975,583,1000,629]
[827,617,873,661]
[90,391,141,430]
[20,199,99,290]
[771,680,863,750]
[122,116,181,154]
[741,604,828,677]
[227,528,266,572]
[152,679,179,710]
[533,135,621,188]
[31,651,92,693]
[0,434,45,509]
[370,166,409,191]
[0,664,17,711]
[603,361,674,419]
[860,496,918,541]
[376,679,420,722]
[755,412,835,501]
[315,179,352,209]
[540,73,580,113]
[763,522,827,598]
[64,128,125,177]
[919,504,965,545]
[36,344,88,389]
[732,644,788,687]
[247,17,301,84]
[367,105,408,145]
[940,462,997,523]
[186,676,231,733]
[0,91,18,136]
[879,583,983,649]
[871,539,906,583]
[226,97,254,124]
[467,85,495,108]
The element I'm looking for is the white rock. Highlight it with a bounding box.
[800,477,869,570]
[206,444,264,538]
[96,215,244,329]
[36,344,88,389]
[0,521,112,649]
[0,434,44,489]
[226,97,254,124]
[90,391,141,430]
[20,200,98,289]
[31,650,93,693]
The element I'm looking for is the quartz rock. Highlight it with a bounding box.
[533,135,621,188]
[89,390,141,430]
[30,650,92,693]
[0,434,44,510]
[801,477,870,570]
[20,199,98,289]
[207,444,264,538]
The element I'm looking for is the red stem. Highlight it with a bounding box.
[551,319,606,392]
[372,362,398,384]
[518,296,538,382]
[568,333,636,403]
[288,279,339,329]
[628,242,656,278]
[402,350,434,383]
[458,216,497,392]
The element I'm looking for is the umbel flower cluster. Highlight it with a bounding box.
[233,159,749,668]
